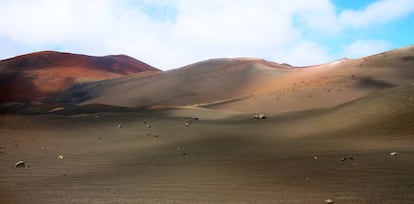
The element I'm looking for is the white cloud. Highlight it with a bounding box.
[274,41,332,66]
[342,40,390,58]
[339,0,414,28]
[0,0,413,69]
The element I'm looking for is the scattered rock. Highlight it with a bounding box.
[146,124,151,128]
[58,155,64,159]
[118,124,123,128]
[313,156,318,160]
[349,157,354,160]
[113,138,118,142]
[254,114,266,119]
[15,161,26,168]
[185,120,192,127]
[49,107,65,112]
[324,199,334,204]
[340,157,346,161]
[390,152,398,156]
[146,132,159,138]
[182,152,187,156]
[176,147,181,151]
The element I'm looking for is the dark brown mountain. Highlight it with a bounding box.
[0,51,160,102]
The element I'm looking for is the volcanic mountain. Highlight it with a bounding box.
[0,51,160,102]
[53,45,414,114]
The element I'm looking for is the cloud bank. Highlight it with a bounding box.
[0,0,413,69]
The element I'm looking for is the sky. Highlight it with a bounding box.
[0,0,413,70]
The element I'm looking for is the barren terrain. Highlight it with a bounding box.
[1,46,414,203]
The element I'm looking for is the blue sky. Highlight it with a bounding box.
[0,0,413,70]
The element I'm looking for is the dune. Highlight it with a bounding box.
[0,51,160,102]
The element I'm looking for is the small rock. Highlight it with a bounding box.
[340,157,346,161]
[15,161,26,168]
[182,152,187,156]
[254,114,266,119]
[390,152,398,156]
[324,199,334,204]
[176,147,181,151]
[58,155,64,159]
[118,124,123,128]
[146,124,151,128]
[185,121,192,127]
[349,157,354,160]
[313,156,318,160]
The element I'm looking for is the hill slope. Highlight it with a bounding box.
[205,45,414,113]
[52,58,293,106]
[52,46,414,114]
[0,51,159,102]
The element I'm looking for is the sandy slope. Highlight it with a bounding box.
[1,85,414,203]
[204,46,414,113]
[0,51,159,102]
[53,58,292,106]
[53,46,414,114]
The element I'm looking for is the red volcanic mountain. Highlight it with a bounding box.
[0,51,160,102]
